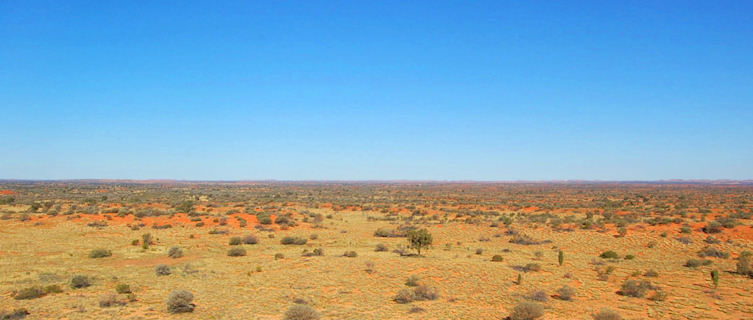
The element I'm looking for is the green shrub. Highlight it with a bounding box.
[115,283,131,294]
[274,253,285,260]
[166,290,195,313]
[592,308,622,320]
[600,251,619,259]
[619,279,653,298]
[243,235,258,244]
[228,247,247,257]
[229,237,242,245]
[283,304,320,320]
[510,302,545,320]
[492,254,504,262]
[412,285,438,300]
[70,275,91,289]
[737,251,752,277]
[13,287,45,300]
[168,246,183,258]
[281,236,307,245]
[375,244,388,252]
[88,248,112,258]
[698,247,729,259]
[393,289,414,303]
[43,284,62,294]
[155,264,172,276]
[343,251,357,258]
[523,263,542,272]
[0,308,29,320]
[405,275,420,287]
[685,258,713,268]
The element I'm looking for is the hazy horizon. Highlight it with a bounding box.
[2,1,752,181]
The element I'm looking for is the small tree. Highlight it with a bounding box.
[711,269,719,288]
[558,250,564,266]
[406,228,432,255]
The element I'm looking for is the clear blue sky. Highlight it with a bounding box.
[1,1,752,180]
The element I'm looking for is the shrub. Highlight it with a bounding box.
[405,275,420,287]
[624,254,635,260]
[281,236,307,245]
[644,269,659,277]
[592,308,622,320]
[41,284,61,294]
[737,251,753,277]
[393,289,414,303]
[413,285,438,300]
[302,248,324,257]
[243,235,258,244]
[510,302,545,320]
[523,263,542,272]
[556,285,575,301]
[168,246,183,258]
[619,279,653,298]
[166,290,195,313]
[0,308,29,320]
[274,253,285,260]
[70,275,91,289]
[527,289,549,302]
[702,221,723,234]
[228,247,247,257]
[229,237,242,245]
[155,264,172,276]
[492,254,504,262]
[89,248,112,258]
[509,234,548,245]
[375,244,388,252]
[600,251,619,259]
[115,284,131,294]
[407,228,433,255]
[99,294,125,307]
[13,287,45,300]
[283,304,320,320]
[685,258,713,268]
[698,247,729,259]
[649,290,668,301]
[475,248,483,255]
[343,251,357,257]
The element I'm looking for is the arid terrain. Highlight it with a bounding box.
[1,181,752,319]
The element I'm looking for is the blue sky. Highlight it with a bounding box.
[1,1,752,180]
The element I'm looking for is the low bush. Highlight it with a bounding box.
[70,275,91,289]
[527,289,548,302]
[393,289,414,303]
[43,284,62,294]
[0,308,29,320]
[510,302,545,320]
[405,275,420,287]
[685,258,713,268]
[492,254,504,262]
[343,251,357,257]
[89,248,112,258]
[592,308,622,320]
[737,251,753,277]
[281,236,307,245]
[523,263,542,272]
[166,290,195,313]
[229,237,242,245]
[228,247,247,257]
[375,244,388,252]
[13,287,45,300]
[413,285,438,301]
[600,251,619,259]
[619,279,654,298]
[155,264,172,276]
[115,284,131,294]
[168,246,183,258]
[698,247,729,259]
[644,269,659,277]
[99,294,125,307]
[243,235,258,244]
[283,304,320,320]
